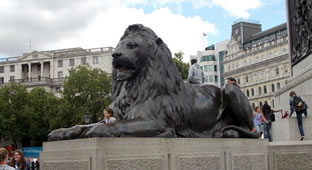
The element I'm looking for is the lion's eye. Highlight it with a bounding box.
[127,43,138,49]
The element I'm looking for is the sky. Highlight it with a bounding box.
[0,0,286,62]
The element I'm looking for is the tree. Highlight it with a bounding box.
[61,65,112,127]
[27,88,61,145]
[173,51,190,80]
[0,83,31,147]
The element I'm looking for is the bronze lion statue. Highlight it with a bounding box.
[48,24,258,141]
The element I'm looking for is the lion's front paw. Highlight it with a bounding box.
[48,128,66,141]
[85,124,120,138]
[48,126,83,141]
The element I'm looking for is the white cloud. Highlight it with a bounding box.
[211,0,262,18]
[122,0,262,18]
[0,0,217,63]
[49,6,217,62]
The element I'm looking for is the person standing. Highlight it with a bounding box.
[262,103,274,142]
[253,106,266,136]
[9,150,30,170]
[0,148,15,170]
[289,91,308,141]
[187,59,203,84]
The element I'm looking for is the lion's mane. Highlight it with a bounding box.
[110,24,193,130]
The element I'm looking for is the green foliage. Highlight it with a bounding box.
[61,65,112,126]
[0,66,112,146]
[173,51,190,80]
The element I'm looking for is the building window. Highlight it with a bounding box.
[252,103,255,110]
[251,88,255,96]
[284,65,288,73]
[264,85,267,94]
[209,65,213,72]
[257,72,261,81]
[263,71,266,80]
[227,65,230,71]
[209,75,214,82]
[247,89,250,97]
[10,76,14,81]
[57,60,63,67]
[268,52,272,58]
[236,63,239,68]
[282,48,287,54]
[276,67,279,75]
[93,56,99,64]
[214,65,217,72]
[277,82,281,89]
[245,75,249,83]
[204,75,209,82]
[271,69,274,77]
[272,84,275,92]
[0,66,4,73]
[274,50,278,56]
[204,65,208,72]
[260,102,263,107]
[69,59,75,66]
[249,58,252,64]
[258,87,262,95]
[81,57,87,65]
[256,56,259,62]
[244,60,247,66]
[215,76,218,83]
[250,73,254,82]
[58,71,64,78]
[261,55,264,61]
[201,55,216,62]
[10,65,15,72]
[37,64,41,72]
[237,77,241,84]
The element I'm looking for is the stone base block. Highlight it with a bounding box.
[40,138,269,170]
[272,117,312,141]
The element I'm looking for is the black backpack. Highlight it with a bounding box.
[293,96,305,111]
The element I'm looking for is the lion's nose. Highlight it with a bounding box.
[112,52,122,58]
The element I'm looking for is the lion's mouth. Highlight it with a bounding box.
[115,63,136,72]
[113,59,136,81]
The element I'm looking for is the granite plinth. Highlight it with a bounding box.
[40,138,269,170]
[272,117,312,142]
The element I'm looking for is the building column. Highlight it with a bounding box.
[49,60,53,78]
[28,63,31,81]
[40,62,44,79]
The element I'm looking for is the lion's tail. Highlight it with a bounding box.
[222,125,259,138]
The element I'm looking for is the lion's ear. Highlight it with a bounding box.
[156,38,163,46]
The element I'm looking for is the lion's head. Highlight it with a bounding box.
[111,24,187,119]
[112,24,180,82]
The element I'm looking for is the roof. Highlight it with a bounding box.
[245,23,287,43]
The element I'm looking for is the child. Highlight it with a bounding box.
[99,108,116,124]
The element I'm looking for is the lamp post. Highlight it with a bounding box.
[84,112,90,124]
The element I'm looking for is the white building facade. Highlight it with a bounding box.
[224,21,290,110]
[0,47,113,93]
[190,40,229,88]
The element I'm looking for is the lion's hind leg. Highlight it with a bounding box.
[223,84,254,130]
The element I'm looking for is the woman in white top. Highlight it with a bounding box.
[99,108,117,124]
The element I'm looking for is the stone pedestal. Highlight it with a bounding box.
[272,117,312,141]
[40,138,269,170]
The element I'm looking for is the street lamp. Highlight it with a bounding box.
[84,112,90,124]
